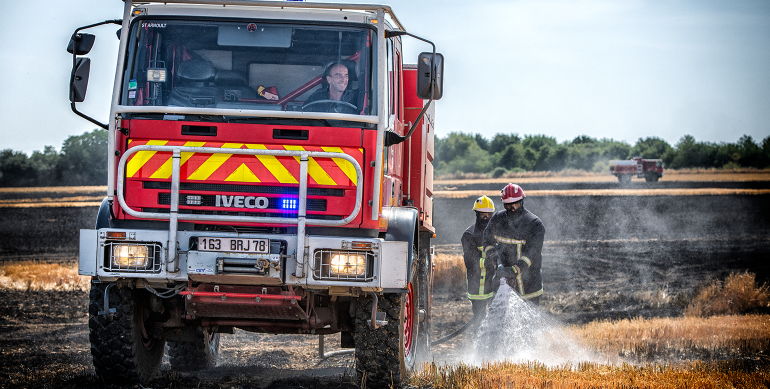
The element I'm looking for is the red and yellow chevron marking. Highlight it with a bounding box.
[125,140,362,187]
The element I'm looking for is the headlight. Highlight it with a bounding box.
[330,252,366,277]
[112,244,149,268]
[104,242,161,273]
[313,249,373,281]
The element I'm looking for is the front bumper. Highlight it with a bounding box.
[79,228,408,291]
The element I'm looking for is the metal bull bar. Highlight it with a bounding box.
[116,145,363,276]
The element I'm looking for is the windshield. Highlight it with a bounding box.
[121,19,375,116]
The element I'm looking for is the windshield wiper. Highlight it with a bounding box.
[226,117,332,127]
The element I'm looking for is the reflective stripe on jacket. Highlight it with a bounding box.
[482,206,545,299]
[462,224,496,300]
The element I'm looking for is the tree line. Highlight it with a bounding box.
[2,129,769,186]
[0,129,107,187]
[435,133,770,177]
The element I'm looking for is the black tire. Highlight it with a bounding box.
[415,232,433,360]
[618,175,632,184]
[88,282,166,385]
[354,293,410,388]
[354,246,429,388]
[644,173,660,182]
[168,327,220,371]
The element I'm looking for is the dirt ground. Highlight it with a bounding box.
[1,178,769,388]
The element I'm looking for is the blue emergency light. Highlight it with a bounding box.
[281,198,298,210]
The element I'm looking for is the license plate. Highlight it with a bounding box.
[197,237,269,253]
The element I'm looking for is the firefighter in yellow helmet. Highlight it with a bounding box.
[461,195,496,323]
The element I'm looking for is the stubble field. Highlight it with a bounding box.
[1,170,770,388]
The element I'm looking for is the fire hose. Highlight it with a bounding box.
[319,315,478,359]
[428,315,478,347]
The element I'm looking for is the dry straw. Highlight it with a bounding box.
[411,360,770,389]
[0,261,89,291]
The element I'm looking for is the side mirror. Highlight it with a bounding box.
[67,33,96,55]
[416,52,444,100]
[70,57,91,102]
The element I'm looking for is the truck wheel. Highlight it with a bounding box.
[168,327,220,371]
[88,282,166,385]
[355,259,427,388]
[414,235,433,361]
[645,175,659,182]
[618,175,631,184]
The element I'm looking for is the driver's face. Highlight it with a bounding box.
[326,65,349,98]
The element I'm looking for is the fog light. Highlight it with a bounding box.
[111,244,149,268]
[330,252,366,277]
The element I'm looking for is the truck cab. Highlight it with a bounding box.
[69,1,442,387]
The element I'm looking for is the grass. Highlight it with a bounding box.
[0,186,105,194]
[433,254,468,294]
[685,272,770,317]
[574,314,770,363]
[0,260,89,291]
[411,360,770,389]
[435,168,770,183]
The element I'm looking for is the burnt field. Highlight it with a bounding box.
[1,178,770,387]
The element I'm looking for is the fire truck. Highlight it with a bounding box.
[69,1,442,387]
[610,157,664,183]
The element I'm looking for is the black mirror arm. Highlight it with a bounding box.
[384,30,437,147]
[71,103,108,129]
[69,19,121,130]
[69,19,122,53]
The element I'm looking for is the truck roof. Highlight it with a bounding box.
[131,0,406,31]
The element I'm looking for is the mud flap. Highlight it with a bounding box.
[79,229,97,276]
[382,207,418,281]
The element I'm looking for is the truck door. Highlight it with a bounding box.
[382,37,404,210]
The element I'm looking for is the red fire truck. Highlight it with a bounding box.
[69,1,442,387]
[610,157,664,183]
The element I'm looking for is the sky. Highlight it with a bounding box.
[1,0,769,155]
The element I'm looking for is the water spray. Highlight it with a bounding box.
[472,278,604,366]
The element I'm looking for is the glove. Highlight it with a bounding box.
[485,247,499,267]
[495,264,515,282]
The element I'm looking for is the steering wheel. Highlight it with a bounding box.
[301,99,358,112]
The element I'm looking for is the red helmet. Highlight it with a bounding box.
[501,183,525,203]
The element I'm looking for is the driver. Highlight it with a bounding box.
[303,63,360,114]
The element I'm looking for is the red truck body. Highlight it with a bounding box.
[610,157,664,182]
[69,2,442,386]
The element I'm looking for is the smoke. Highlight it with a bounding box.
[469,280,613,366]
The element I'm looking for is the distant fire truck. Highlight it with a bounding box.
[610,157,664,183]
[68,1,442,387]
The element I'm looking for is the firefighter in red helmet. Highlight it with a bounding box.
[482,184,545,305]
[462,195,497,323]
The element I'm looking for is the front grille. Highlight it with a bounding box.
[142,208,343,220]
[143,181,344,197]
[157,193,327,211]
[103,242,162,273]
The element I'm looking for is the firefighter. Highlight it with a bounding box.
[461,195,496,323]
[483,183,545,305]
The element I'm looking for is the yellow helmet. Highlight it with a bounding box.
[472,195,495,212]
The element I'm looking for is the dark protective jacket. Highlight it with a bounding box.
[462,224,496,300]
[482,206,545,300]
